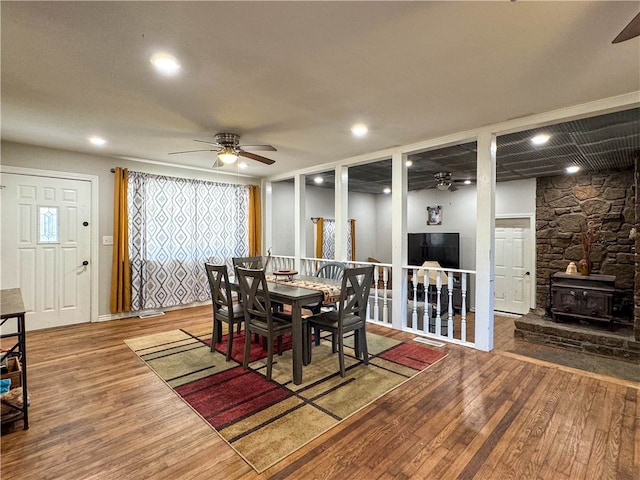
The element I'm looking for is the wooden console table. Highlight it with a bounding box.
[550,273,615,325]
[1,288,28,429]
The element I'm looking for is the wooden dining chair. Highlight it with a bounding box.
[307,261,346,346]
[307,265,374,377]
[236,267,293,380]
[204,263,245,361]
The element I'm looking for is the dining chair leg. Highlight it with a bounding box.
[226,325,234,361]
[277,335,283,355]
[354,331,361,358]
[314,326,321,346]
[360,327,369,365]
[211,319,220,352]
[243,328,252,369]
[236,323,241,334]
[266,334,274,380]
[338,333,345,377]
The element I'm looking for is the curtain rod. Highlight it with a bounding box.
[311,217,355,223]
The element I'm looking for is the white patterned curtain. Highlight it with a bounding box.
[321,219,336,259]
[319,218,354,261]
[128,171,249,310]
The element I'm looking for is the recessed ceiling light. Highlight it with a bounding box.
[314,176,324,184]
[351,124,368,137]
[531,134,550,145]
[463,179,472,185]
[88,136,106,146]
[566,165,580,174]
[238,162,249,169]
[383,187,391,194]
[150,52,181,76]
[405,160,413,167]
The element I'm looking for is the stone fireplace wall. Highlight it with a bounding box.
[535,168,636,327]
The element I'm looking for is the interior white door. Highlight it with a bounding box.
[1,173,92,330]
[494,218,531,315]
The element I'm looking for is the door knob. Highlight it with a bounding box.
[82,221,89,227]
[81,260,89,266]
[525,271,530,276]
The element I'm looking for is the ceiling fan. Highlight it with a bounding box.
[434,172,473,191]
[169,133,276,166]
[612,11,640,43]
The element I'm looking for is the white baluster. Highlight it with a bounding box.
[373,265,379,323]
[461,273,467,343]
[382,266,389,324]
[435,272,442,336]
[447,272,454,339]
[420,269,428,333]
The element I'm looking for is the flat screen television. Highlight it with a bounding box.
[408,233,460,269]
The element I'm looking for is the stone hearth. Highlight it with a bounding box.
[514,313,640,364]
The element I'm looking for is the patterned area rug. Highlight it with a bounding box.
[125,323,447,473]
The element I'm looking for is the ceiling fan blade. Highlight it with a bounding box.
[238,144,277,152]
[452,179,475,185]
[612,11,640,43]
[169,149,218,155]
[193,139,222,147]
[239,150,276,165]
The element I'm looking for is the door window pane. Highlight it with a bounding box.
[39,206,59,243]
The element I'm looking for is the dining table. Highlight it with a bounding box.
[229,274,342,385]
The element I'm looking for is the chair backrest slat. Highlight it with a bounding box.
[204,263,233,312]
[236,267,274,327]
[337,265,374,324]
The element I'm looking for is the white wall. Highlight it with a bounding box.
[270,181,296,255]
[270,181,378,261]
[495,178,536,216]
[1,141,259,317]
[348,191,378,262]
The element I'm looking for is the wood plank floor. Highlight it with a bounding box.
[2,306,638,479]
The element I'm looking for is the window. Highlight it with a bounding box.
[38,206,59,243]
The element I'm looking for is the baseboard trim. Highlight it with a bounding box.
[96,301,211,323]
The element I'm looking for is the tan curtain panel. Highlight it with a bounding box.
[110,167,131,313]
[350,219,356,260]
[248,185,261,257]
[315,217,324,258]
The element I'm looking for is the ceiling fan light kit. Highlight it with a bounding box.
[435,171,452,191]
[217,147,238,164]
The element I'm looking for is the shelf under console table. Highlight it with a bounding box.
[1,288,28,429]
[550,272,616,325]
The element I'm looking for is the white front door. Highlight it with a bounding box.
[494,218,532,315]
[1,173,92,330]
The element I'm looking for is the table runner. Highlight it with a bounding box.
[266,275,341,304]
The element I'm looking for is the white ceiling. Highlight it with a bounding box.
[2,1,639,180]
